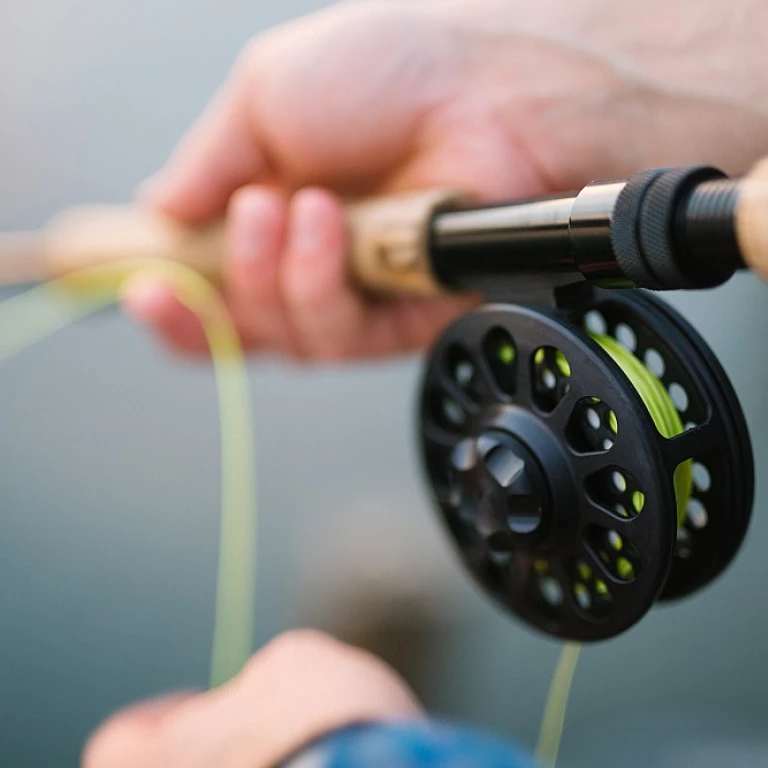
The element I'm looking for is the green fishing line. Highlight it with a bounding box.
[535,331,694,768]
[536,643,582,768]
[0,260,256,689]
[592,333,693,527]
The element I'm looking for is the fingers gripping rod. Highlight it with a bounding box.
[2,159,768,295]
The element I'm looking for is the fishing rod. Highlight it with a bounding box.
[2,157,766,642]
[3,161,765,294]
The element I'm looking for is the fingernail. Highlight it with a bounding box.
[231,193,273,261]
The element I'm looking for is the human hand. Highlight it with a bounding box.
[82,630,423,768]
[125,0,768,360]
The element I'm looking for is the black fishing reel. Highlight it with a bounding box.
[419,287,754,641]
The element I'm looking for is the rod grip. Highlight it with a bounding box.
[44,206,227,283]
[42,190,467,295]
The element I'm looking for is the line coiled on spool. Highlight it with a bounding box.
[593,333,692,526]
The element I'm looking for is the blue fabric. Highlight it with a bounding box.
[283,720,537,768]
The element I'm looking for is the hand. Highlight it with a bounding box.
[82,630,423,768]
[124,0,768,360]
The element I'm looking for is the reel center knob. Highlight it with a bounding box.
[450,430,551,551]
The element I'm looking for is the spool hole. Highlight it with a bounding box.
[586,466,644,521]
[676,527,693,559]
[669,382,690,413]
[584,310,608,336]
[538,576,564,608]
[566,397,619,453]
[686,498,709,530]
[430,390,466,432]
[483,327,518,396]
[644,348,666,378]
[585,525,640,583]
[446,344,485,403]
[692,462,711,493]
[573,582,592,610]
[615,323,638,352]
[570,559,614,620]
[442,397,464,427]
[447,345,473,386]
[532,346,572,413]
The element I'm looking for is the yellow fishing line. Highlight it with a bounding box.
[536,643,581,768]
[593,334,693,527]
[0,259,256,689]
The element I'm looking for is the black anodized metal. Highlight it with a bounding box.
[419,303,678,642]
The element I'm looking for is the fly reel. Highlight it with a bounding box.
[419,287,754,641]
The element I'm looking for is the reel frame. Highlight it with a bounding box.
[419,287,754,642]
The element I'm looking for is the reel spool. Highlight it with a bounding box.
[419,288,753,641]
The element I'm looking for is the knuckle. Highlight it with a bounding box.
[264,629,339,660]
[237,29,275,77]
[228,184,255,214]
[242,629,343,680]
[81,717,140,768]
[237,37,263,71]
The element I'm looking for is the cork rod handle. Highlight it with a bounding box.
[35,189,467,296]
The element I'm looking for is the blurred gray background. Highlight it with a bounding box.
[1,1,768,766]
